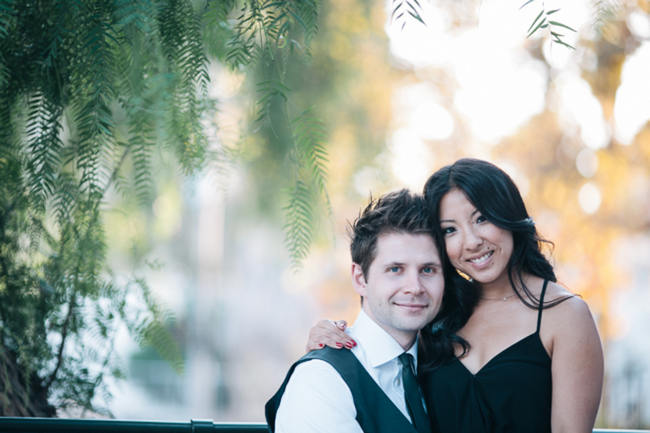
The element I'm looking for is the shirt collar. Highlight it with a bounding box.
[348,309,419,369]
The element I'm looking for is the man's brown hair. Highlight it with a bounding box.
[349,189,432,280]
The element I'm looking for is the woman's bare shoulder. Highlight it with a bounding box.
[545,281,588,306]
[543,281,596,329]
[524,277,575,303]
[545,280,575,299]
[539,281,601,359]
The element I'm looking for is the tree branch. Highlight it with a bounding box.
[44,293,76,391]
[43,146,129,391]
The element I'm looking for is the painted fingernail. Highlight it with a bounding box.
[351,340,357,347]
[318,343,324,348]
[335,342,343,348]
[345,342,354,348]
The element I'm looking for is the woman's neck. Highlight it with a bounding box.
[478,273,514,299]
[478,269,536,301]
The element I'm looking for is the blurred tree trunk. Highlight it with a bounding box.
[0,346,55,416]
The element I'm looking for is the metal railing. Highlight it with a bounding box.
[0,417,647,433]
[0,418,268,433]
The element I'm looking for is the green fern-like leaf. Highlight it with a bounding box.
[0,0,16,89]
[292,109,331,216]
[282,109,332,269]
[391,0,426,30]
[113,0,155,33]
[522,1,576,49]
[0,53,8,90]
[294,0,319,45]
[129,279,184,374]
[225,0,319,68]
[225,36,255,68]
[138,316,184,374]
[255,79,291,122]
[157,0,210,172]
[25,92,63,209]
[283,179,314,268]
[225,3,264,68]
[527,8,546,37]
[71,3,118,196]
[122,89,156,206]
[131,140,154,206]
[206,0,237,19]
[0,0,16,38]
[264,0,319,58]
[592,0,622,36]
[52,173,79,228]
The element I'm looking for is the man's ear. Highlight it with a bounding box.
[351,263,367,296]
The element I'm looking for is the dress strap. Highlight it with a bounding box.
[536,279,549,334]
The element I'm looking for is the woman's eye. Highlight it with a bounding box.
[476,215,487,223]
[389,266,400,273]
[422,266,434,274]
[442,226,455,235]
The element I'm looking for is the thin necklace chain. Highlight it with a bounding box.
[481,292,517,301]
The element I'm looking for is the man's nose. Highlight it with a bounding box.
[403,269,424,294]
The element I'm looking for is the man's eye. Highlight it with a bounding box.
[422,266,434,274]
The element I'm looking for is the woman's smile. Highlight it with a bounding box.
[467,250,494,266]
[439,188,513,289]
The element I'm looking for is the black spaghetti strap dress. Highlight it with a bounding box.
[422,280,552,433]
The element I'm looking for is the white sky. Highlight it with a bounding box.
[384,0,649,213]
[614,41,650,145]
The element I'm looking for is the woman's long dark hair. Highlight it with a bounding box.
[420,158,569,369]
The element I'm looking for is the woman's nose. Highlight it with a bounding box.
[463,226,484,250]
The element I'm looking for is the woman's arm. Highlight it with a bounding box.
[548,296,604,433]
[306,320,356,351]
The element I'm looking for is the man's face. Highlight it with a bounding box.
[352,231,444,349]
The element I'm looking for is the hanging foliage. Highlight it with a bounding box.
[0,0,325,414]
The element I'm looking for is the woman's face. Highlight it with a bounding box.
[439,188,513,288]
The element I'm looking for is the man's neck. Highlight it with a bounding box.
[361,307,417,351]
[395,334,416,351]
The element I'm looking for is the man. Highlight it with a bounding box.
[265,189,444,433]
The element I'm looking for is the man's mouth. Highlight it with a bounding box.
[394,302,427,309]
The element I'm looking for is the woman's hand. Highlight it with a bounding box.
[306,319,356,352]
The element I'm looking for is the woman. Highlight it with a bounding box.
[307,158,604,433]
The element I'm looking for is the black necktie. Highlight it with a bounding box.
[398,352,432,433]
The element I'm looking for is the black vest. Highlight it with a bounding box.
[265,347,419,433]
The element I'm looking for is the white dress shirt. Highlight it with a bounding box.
[275,309,419,433]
